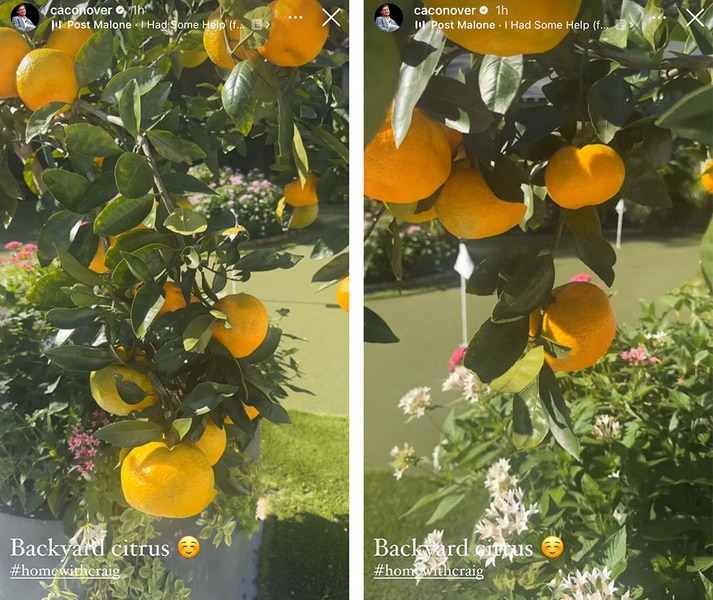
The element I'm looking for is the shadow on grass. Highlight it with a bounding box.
[259,512,349,600]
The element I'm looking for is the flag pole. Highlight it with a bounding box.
[454,242,475,347]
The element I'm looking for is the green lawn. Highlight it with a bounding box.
[258,411,349,600]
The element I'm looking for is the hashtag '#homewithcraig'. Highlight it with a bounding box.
[10,564,20,577]
[373,563,385,577]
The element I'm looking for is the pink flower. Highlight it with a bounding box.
[4,241,22,250]
[23,244,37,252]
[569,274,592,283]
[448,345,467,372]
[621,346,658,366]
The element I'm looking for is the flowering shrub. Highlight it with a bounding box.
[392,279,713,598]
[188,164,283,240]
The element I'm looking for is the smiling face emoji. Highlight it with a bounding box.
[541,535,564,559]
[177,535,201,559]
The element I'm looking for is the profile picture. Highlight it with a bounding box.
[11,3,39,33]
[374,3,402,33]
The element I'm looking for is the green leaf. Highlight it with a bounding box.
[26,102,67,142]
[562,207,616,287]
[183,314,216,353]
[56,246,103,287]
[243,327,281,364]
[313,126,349,163]
[164,207,208,235]
[365,307,399,343]
[588,73,634,143]
[114,153,153,199]
[310,228,349,260]
[467,257,500,296]
[163,173,217,195]
[46,307,100,329]
[479,54,523,115]
[75,30,113,86]
[292,124,309,185]
[419,76,493,134]
[94,195,154,236]
[701,219,713,292]
[277,92,294,161]
[131,282,164,339]
[118,80,141,137]
[492,255,554,321]
[181,382,241,415]
[312,253,349,283]
[603,528,628,579]
[237,249,303,272]
[392,24,446,147]
[45,346,116,372]
[147,131,195,164]
[464,317,528,383]
[42,169,90,212]
[512,383,549,450]
[490,347,545,393]
[655,84,713,145]
[65,124,122,158]
[426,494,466,525]
[222,61,257,134]
[77,171,120,213]
[641,0,664,49]
[111,244,178,287]
[101,67,163,104]
[36,211,81,266]
[93,421,164,448]
[118,251,153,283]
[620,156,672,208]
[539,365,580,460]
[105,230,175,269]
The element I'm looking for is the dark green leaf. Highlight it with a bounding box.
[93,421,164,448]
[588,73,634,143]
[426,494,466,525]
[65,124,122,157]
[223,61,257,135]
[42,169,90,212]
[163,173,217,195]
[26,103,67,142]
[77,171,120,212]
[118,80,141,137]
[237,249,303,272]
[419,76,493,134]
[479,54,523,115]
[147,131,196,164]
[364,307,399,343]
[119,251,153,283]
[94,195,154,235]
[131,282,164,339]
[655,84,713,145]
[310,228,349,260]
[311,253,349,283]
[392,24,446,147]
[292,124,309,183]
[56,246,103,287]
[539,364,580,460]
[104,231,175,269]
[75,30,113,86]
[114,153,153,199]
[164,207,208,235]
[243,327,281,364]
[115,376,151,406]
[46,307,100,329]
[512,383,549,450]
[37,211,81,266]
[467,257,500,296]
[180,382,241,415]
[620,156,672,207]
[45,346,115,372]
[464,317,528,383]
[182,314,216,353]
[493,255,555,320]
[101,67,163,104]
[562,207,616,287]
[245,382,291,424]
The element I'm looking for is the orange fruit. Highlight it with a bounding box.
[385,202,438,223]
[435,163,526,239]
[178,49,208,68]
[336,276,349,312]
[16,48,79,112]
[46,21,93,60]
[284,173,319,207]
[191,416,227,466]
[423,0,582,56]
[529,281,615,373]
[259,0,329,67]
[203,8,244,69]
[154,281,200,320]
[212,293,269,358]
[0,27,31,99]
[440,124,464,157]
[88,240,108,273]
[364,107,452,204]
[121,440,216,518]
[545,144,626,210]
[702,160,713,193]
[89,365,158,416]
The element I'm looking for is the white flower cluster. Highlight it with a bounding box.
[413,529,448,584]
[442,366,489,403]
[644,331,667,347]
[550,567,632,600]
[593,415,621,440]
[484,457,519,498]
[68,523,107,551]
[397,386,432,418]
[390,443,416,480]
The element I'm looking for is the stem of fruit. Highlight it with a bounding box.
[363,204,386,241]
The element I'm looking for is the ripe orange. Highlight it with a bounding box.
[88,240,108,273]
[259,0,329,67]
[702,160,713,193]
[16,48,79,111]
[545,144,626,210]
[212,293,269,358]
[529,282,615,372]
[191,416,227,466]
[423,0,582,56]
[203,8,244,69]
[0,28,31,99]
[89,365,158,416]
[46,21,93,60]
[364,107,452,204]
[440,124,464,157]
[336,276,349,312]
[154,281,200,320]
[284,173,319,207]
[435,163,526,239]
[121,440,216,518]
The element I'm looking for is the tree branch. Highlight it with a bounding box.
[591,44,713,70]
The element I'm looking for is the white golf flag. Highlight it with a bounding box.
[453,242,475,279]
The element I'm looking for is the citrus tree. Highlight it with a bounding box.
[0,0,347,592]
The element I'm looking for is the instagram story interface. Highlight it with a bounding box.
[365,0,712,598]
[0,0,348,599]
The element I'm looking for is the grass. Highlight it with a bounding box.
[258,411,349,600]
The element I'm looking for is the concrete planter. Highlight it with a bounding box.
[0,432,261,600]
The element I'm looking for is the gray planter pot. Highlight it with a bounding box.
[0,432,261,600]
